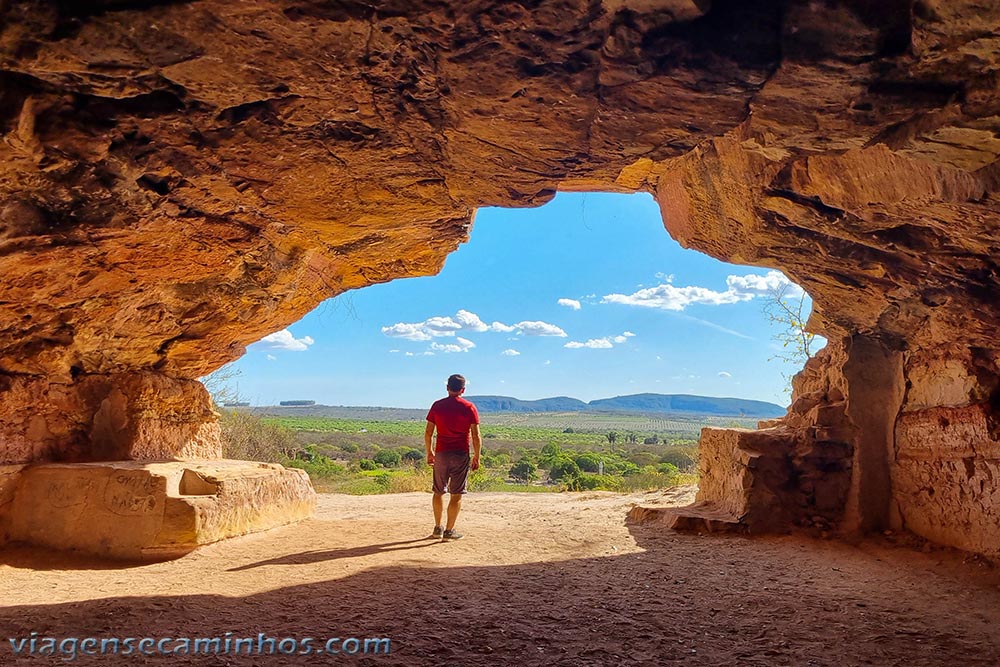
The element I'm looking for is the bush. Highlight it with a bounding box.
[509,459,538,483]
[643,435,659,445]
[659,446,699,472]
[572,452,603,473]
[358,458,378,471]
[564,473,623,491]
[401,448,424,464]
[339,443,360,454]
[548,456,581,481]
[482,452,511,469]
[219,410,298,462]
[627,451,658,467]
[287,457,345,477]
[656,462,680,476]
[538,443,563,467]
[373,449,402,468]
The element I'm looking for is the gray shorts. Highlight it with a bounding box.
[432,450,470,495]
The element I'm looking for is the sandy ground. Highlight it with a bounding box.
[2,486,1000,665]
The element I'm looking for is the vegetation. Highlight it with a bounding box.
[219,413,700,495]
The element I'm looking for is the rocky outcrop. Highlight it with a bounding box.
[3,460,316,559]
[0,372,219,465]
[1,2,1000,553]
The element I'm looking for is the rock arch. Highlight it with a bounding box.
[1,0,999,557]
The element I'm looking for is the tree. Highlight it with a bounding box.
[606,431,618,445]
[763,281,817,365]
[625,432,638,444]
[509,459,538,483]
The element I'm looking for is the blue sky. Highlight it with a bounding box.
[219,192,816,408]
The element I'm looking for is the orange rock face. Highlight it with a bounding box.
[2,2,1000,553]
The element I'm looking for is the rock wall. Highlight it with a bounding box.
[893,350,1000,554]
[0,372,220,465]
[1,1,999,552]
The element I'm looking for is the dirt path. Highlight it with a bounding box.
[2,487,1000,665]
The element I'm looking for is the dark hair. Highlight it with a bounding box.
[447,374,466,392]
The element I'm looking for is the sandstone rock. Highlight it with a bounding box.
[1,1,1000,555]
[6,460,316,560]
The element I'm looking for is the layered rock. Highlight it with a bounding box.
[0,1,999,553]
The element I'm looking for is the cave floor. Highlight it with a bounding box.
[1,487,999,666]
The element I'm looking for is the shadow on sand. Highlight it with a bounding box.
[2,524,1000,665]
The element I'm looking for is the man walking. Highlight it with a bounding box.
[425,374,481,541]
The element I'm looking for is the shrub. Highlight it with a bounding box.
[509,459,538,483]
[339,443,360,454]
[659,446,699,472]
[373,449,402,468]
[643,435,659,445]
[538,442,563,467]
[482,452,511,469]
[656,462,680,476]
[564,473,623,491]
[358,458,378,471]
[401,448,424,464]
[572,452,602,473]
[219,410,298,462]
[548,456,581,481]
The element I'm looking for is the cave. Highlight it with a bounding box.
[1,0,1000,559]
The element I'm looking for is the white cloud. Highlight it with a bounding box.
[565,331,635,350]
[422,316,464,336]
[454,309,490,332]
[565,338,614,349]
[502,349,521,356]
[389,349,400,353]
[430,337,476,353]
[602,270,801,312]
[266,354,277,361]
[515,321,567,337]
[381,323,432,341]
[383,310,564,343]
[259,329,315,352]
[544,360,551,365]
[718,371,732,378]
[557,298,581,310]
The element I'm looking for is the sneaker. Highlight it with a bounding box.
[442,529,464,541]
[431,525,443,538]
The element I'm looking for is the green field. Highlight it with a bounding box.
[224,412,706,495]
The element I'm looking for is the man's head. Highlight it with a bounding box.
[446,374,466,395]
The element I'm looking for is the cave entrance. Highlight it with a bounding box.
[216,191,817,494]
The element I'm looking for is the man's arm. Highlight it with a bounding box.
[424,421,435,465]
[470,423,482,470]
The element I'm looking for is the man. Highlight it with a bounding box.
[425,374,481,541]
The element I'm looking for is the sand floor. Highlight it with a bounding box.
[2,486,1000,665]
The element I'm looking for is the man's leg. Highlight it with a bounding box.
[432,492,444,528]
[445,493,462,531]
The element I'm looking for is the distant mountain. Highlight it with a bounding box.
[586,393,785,418]
[465,393,785,418]
[464,395,589,413]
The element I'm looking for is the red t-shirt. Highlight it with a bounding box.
[426,396,480,453]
